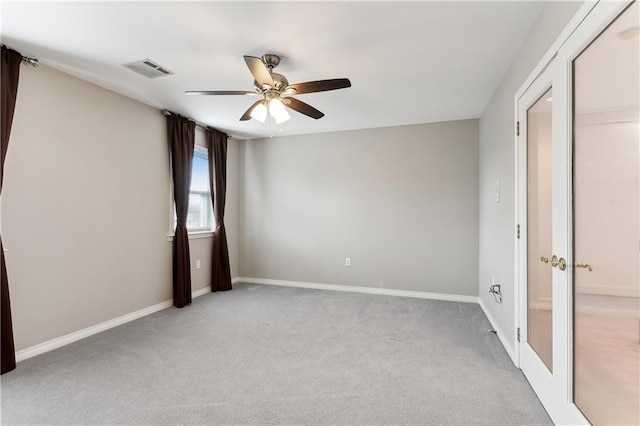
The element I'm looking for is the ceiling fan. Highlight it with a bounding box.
[186,54,351,123]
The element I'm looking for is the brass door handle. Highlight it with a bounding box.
[558,257,566,271]
[551,255,567,271]
[540,256,549,263]
[575,262,593,271]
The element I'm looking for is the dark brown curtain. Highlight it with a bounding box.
[1,45,22,374]
[167,114,195,308]
[206,128,232,292]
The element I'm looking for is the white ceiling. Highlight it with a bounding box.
[1,1,548,139]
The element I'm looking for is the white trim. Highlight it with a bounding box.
[237,278,520,360]
[515,67,555,386]
[16,300,171,362]
[166,231,214,242]
[235,277,479,304]
[513,1,598,101]
[191,286,211,298]
[479,299,517,366]
[513,73,521,368]
[16,278,508,373]
[194,132,209,150]
[15,282,226,363]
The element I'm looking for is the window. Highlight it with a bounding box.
[173,148,214,233]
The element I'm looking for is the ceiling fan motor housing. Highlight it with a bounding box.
[254,73,288,92]
[271,73,289,90]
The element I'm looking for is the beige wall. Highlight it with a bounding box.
[239,120,479,296]
[2,64,240,351]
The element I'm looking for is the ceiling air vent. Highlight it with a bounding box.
[122,58,174,79]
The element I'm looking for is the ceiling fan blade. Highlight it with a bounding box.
[239,100,264,121]
[285,78,351,95]
[185,90,258,96]
[283,97,324,119]
[244,56,274,88]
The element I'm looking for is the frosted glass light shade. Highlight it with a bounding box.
[250,102,268,122]
[269,98,290,124]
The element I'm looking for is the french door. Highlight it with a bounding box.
[518,60,580,424]
[517,1,639,424]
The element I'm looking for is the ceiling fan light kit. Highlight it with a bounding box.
[268,98,290,123]
[250,101,268,122]
[186,53,351,123]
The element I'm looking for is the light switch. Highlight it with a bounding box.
[494,180,500,203]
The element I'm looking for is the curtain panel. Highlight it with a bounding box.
[1,45,23,374]
[167,114,195,308]
[206,128,232,292]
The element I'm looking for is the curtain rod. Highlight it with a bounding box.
[162,110,233,139]
[1,44,39,66]
[22,56,39,67]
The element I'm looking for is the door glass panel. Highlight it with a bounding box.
[573,2,640,424]
[527,87,554,372]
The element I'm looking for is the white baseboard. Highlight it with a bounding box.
[235,277,479,304]
[192,287,209,298]
[237,277,523,361]
[16,299,172,362]
[16,278,501,364]
[478,298,518,366]
[16,282,229,363]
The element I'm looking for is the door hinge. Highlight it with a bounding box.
[517,224,520,239]
[516,121,520,136]
[517,327,521,342]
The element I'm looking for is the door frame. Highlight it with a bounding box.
[513,0,634,423]
[513,0,598,371]
[516,67,564,418]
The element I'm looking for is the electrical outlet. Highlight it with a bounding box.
[489,279,502,304]
[196,260,201,270]
[345,257,351,267]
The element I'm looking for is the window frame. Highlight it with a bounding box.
[167,143,215,240]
